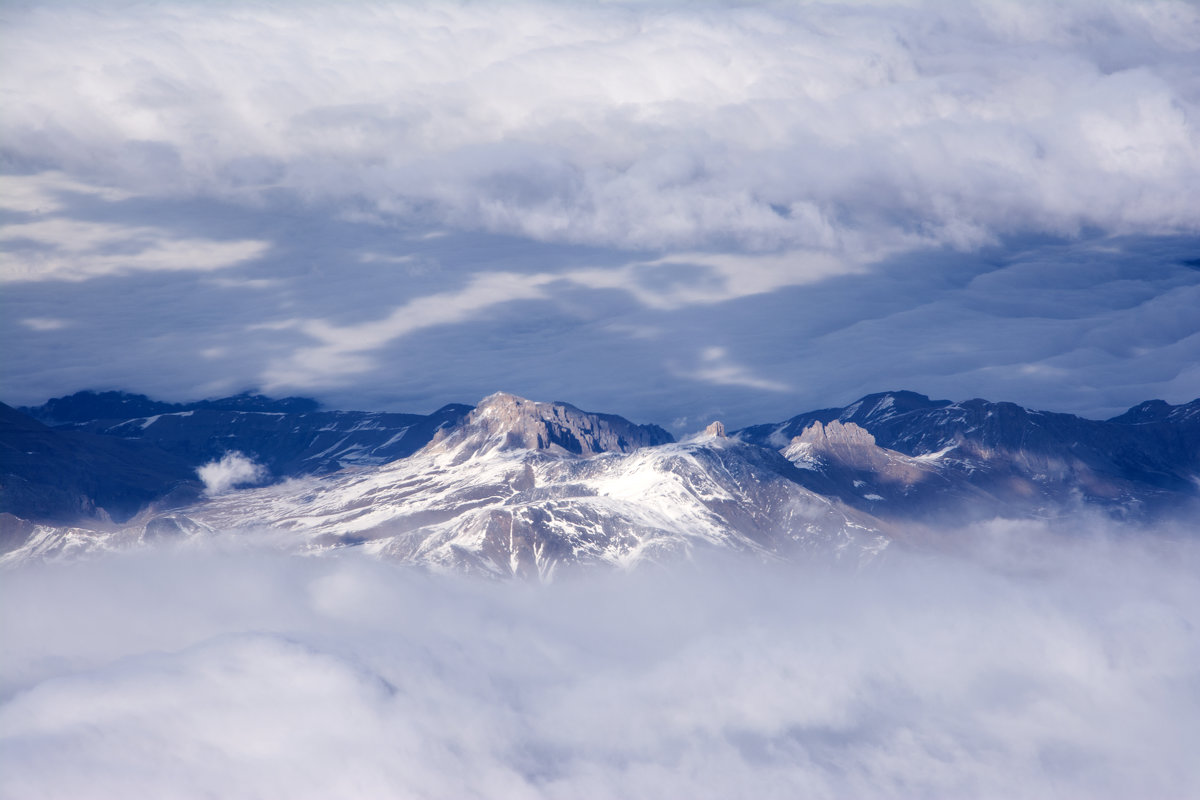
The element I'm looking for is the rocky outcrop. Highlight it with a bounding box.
[423,393,674,460]
[746,392,1200,521]
[794,419,874,451]
[740,391,1200,485]
[779,420,950,512]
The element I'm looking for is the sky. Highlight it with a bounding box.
[2,524,1199,799]
[2,0,1199,430]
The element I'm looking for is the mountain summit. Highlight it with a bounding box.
[422,392,673,460]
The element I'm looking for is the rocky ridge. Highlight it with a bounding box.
[2,389,1198,577]
[20,390,473,479]
[738,392,1200,521]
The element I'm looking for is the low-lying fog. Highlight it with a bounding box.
[2,522,1198,799]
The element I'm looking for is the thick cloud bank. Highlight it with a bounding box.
[3,0,1198,255]
[2,529,1198,799]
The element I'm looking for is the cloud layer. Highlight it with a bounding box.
[2,0,1199,425]
[1,527,1198,799]
[3,0,1198,256]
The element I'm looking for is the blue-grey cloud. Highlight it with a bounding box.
[8,213,1196,427]
[1,0,1198,426]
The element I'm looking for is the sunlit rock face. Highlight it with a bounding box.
[742,392,1200,522]
[422,392,674,460]
[793,420,878,459]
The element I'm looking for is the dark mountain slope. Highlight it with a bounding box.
[0,402,200,526]
[737,392,1200,520]
[22,390,474,477]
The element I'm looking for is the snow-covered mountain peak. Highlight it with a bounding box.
[420,393,673,461]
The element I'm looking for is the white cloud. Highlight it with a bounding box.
[679,346,791,392]
[261,271,558,389]
[568,249,874,310]
[0,172,133,215]
[0,172,269,283]
[0,216,269,283]
[197,452,267,496]
[256,248,862,392]
[0,528,1197,798]
[19,317,69,332]
[2,1,1196,258]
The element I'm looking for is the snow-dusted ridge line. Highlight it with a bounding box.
[1,396,885,577]
[3,389,1198,578]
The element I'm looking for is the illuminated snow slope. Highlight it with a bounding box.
[8,389,1199,576]
[4,394,886,576]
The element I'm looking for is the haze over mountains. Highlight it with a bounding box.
[4,387,1197,576]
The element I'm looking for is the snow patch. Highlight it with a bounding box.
[138,410,194,429]
[914,444,957,461]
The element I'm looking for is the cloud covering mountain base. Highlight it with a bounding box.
[2,527,1197,799]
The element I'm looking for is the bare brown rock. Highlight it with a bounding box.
[422,392,673,460]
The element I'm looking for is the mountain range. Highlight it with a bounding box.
[3,388,1197,576]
